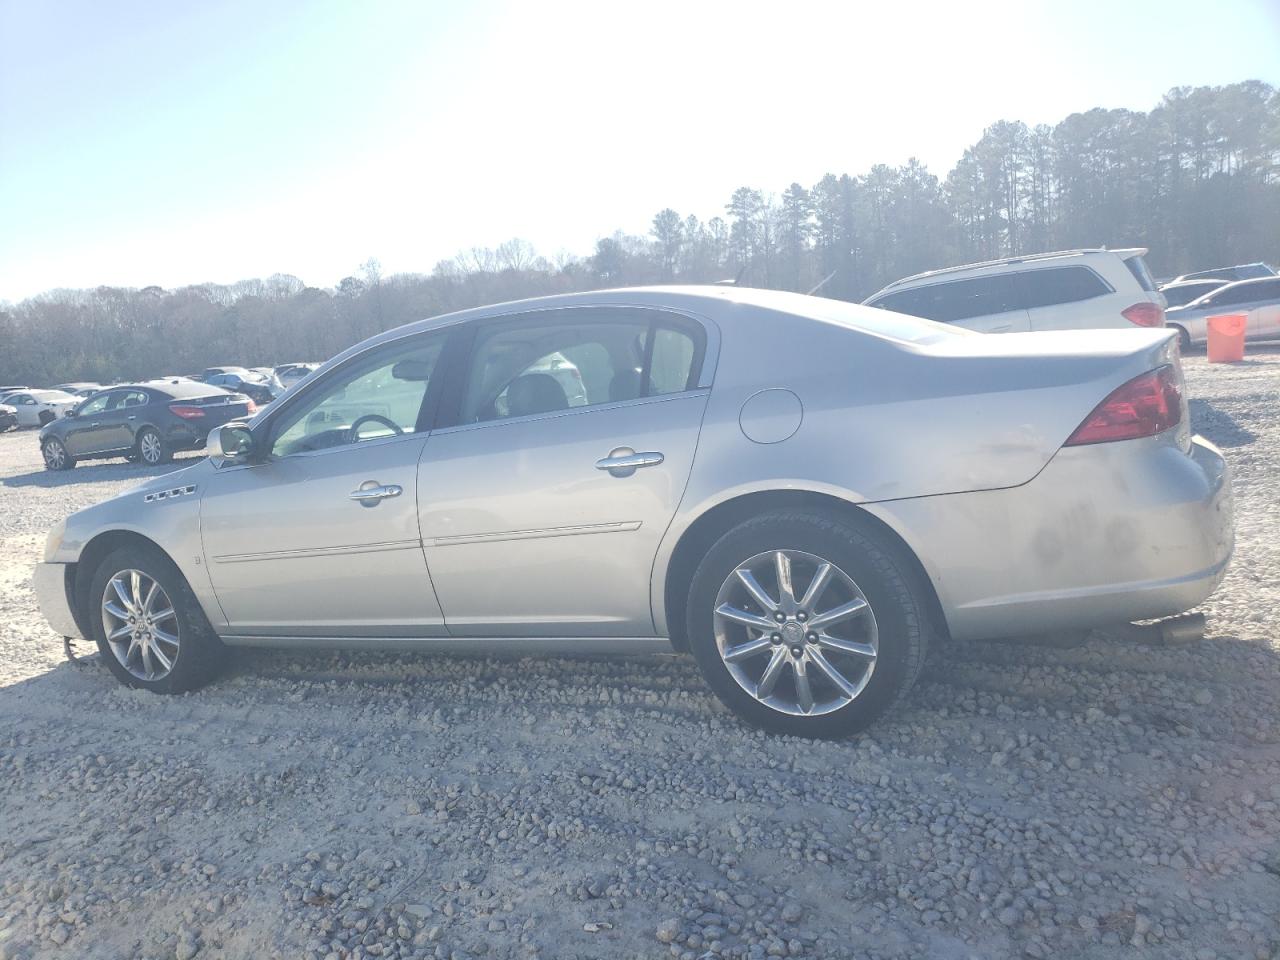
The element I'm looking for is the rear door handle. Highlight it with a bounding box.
[596,448,664,478]
[348,481,403,506]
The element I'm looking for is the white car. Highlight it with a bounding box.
[1165,276,1280,348]
[0,389,81,428]
[864,248,1166,334]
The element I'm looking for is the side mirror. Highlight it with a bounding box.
[65,407,78,418]
[207,423,255,464]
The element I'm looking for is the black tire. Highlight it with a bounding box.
[88,546,225,693]
[41,437,76,471]
[38,410,55,426]
[135,427,171,465]
[1172,325,1192,352]
[686,510,930,738]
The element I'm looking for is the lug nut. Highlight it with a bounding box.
[796,611,807,622]
[773,611,785,623]
[771,633,781,643]
[806,632,817,642]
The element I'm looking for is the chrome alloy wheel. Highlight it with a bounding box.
[139,431,162,464]
[101,569,180,681]
[713,549,878,717]
[43,440,66,469]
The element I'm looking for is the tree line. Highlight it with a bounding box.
[3,81,1277,386]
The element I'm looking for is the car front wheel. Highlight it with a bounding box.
[687,510,930,738]
[89,546,224,693]
[42,437,75,471]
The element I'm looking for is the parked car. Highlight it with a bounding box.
[0,385,30,396]
[1158,279,1230,309]
[0,402,16,432]
[38,380,257,470]
[1165,276,1280,348]
[1171,262,1276,284]
[54,382,103,395]
[864,248,1165,333]
[200,366,250,380]
[274,362,321,389]
[0,389,81,427]
[32,288,1232,737]
[204,371,277,405]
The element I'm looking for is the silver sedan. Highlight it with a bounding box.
[34,287,1233,736]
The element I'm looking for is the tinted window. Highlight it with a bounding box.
[270,334,445,456]
[1016,267,1110,309]
[1211,282,1272,306]
[1163,283,1223,308]
[876,275,1020,323]
[1122,255,1157,292]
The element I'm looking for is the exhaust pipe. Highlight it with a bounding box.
[1110,612,1206,646]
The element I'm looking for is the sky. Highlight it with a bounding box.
[1,0,1278,302]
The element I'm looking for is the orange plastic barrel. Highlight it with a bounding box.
[1206,313,1246,363]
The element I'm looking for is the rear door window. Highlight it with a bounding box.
[1211,283,1268,307]
[1016,266,1111,309]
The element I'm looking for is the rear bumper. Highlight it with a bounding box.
[865,435,1233,641]
[33,562,82,639]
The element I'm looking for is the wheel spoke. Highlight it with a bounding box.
[816,632,876,659]
[774,551,796,606]
[129,571,143,608]
[798,562,833,612]
[793,659,814,713]
[722,636,773,663]
[142,580,160,615]
[735,569,778,612]
[151,627,180,648]
[111,578,135,613]
[715,604,776,632]
[104,601,130,621]
[808,647,857,699]
[149,605,176,624]
[148,641,173,673]
[107,623,133,642]
[755,647,788,698]
[140,643,155,679]
[808,597,868,629]
[125,635,142,666]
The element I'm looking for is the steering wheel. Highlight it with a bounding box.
[346,414,404,444]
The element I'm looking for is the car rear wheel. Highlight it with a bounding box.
[1171,324,1192,352]
[38,410,55,426]
[687,510,929,738]
[41,437,75,471]
[89,546,224,693]
[136,427,170,465]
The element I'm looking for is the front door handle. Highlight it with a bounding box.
[348,481,403,507]
[596,447,664,478]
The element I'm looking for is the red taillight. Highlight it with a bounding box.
[1065,365,1182,446]
[244,399,258,414]
[1121,302,1165,327]
[168,404,206,420]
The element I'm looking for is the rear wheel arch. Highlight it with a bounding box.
[1169,324,1192,351]
[662,490,948,652]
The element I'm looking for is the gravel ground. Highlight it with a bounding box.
[1,351,1278,960]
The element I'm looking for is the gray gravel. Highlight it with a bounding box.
[1,350,1278,960]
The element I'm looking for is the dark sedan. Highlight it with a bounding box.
[204,371,277,405]
[39,380,257,471]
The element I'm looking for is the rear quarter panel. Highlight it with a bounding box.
[650,301,1178,633]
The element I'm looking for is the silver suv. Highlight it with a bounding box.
[865,248,1165,333]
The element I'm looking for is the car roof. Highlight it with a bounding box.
[871,248,1147,293]
[110,379,231,398]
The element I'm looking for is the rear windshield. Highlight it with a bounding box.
[1122,254,1157,292]
[1162,282,1223,308]
[816,296,967,341]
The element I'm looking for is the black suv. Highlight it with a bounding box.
[39,380,256,471]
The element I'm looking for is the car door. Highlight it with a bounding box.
[93,389,147,452]
[419,307,711,637]
[7,393,36,427]
[60,393,111,453]
[199,330,450,637]
[1244,279,1280,338]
